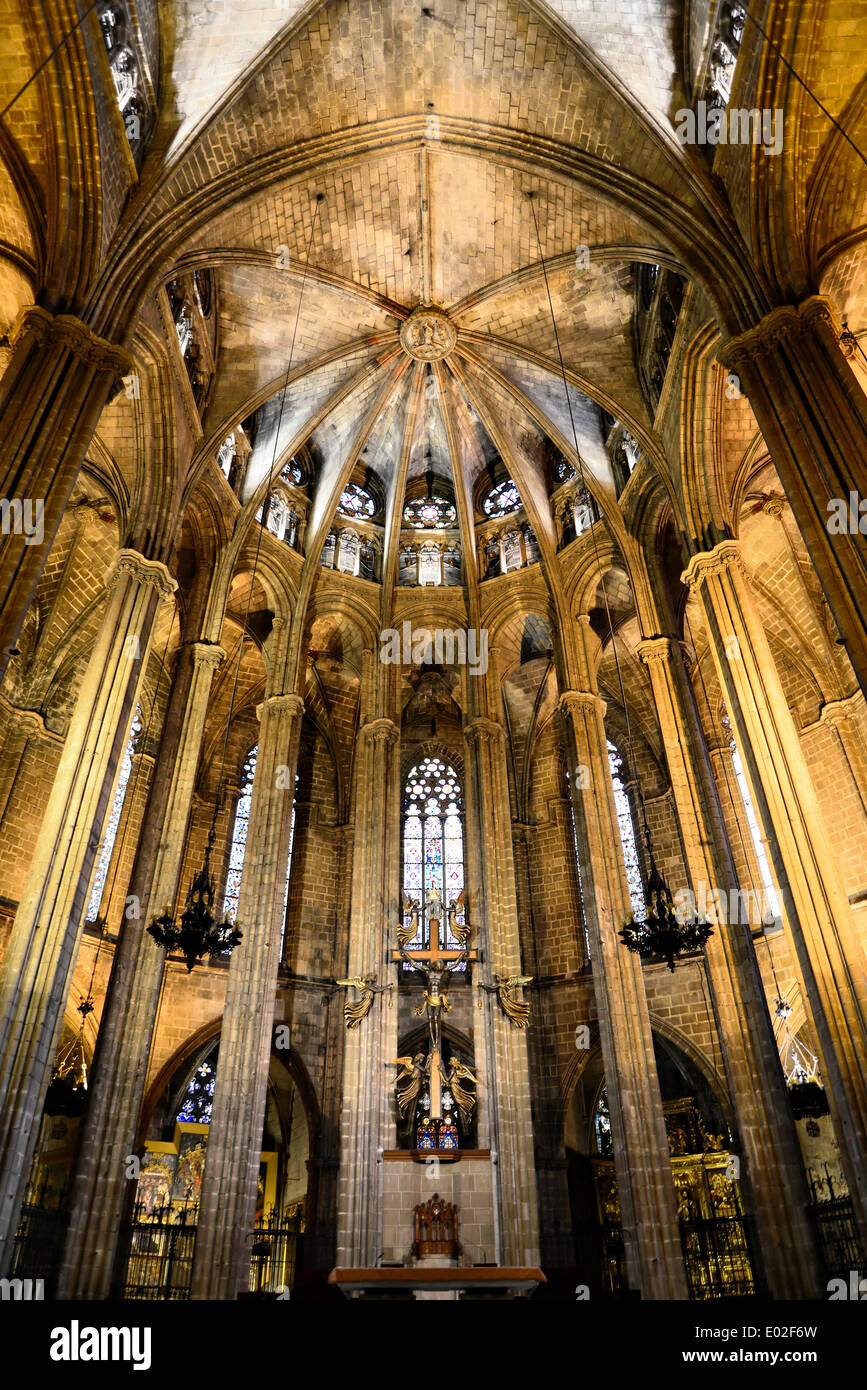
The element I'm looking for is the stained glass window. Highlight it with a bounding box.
[558,458,578,483]
[177,1047,218,1124]
[607,741,645,918]
[483,478,522,517]
[594,1086,613,1156]
[223,747,256,923]
[85,705,143,923]
[337,482,375,519]
[722,711,781,926]
[564,767,590,958]
[223,748,298,952]
[402,758,464,951]
[403,495,457,529]
[281,458,302,485]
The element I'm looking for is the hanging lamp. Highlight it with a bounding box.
[772,996,829,1118]
[44,994,94,1116]
[618,824,714,972]
[148,825,242,972]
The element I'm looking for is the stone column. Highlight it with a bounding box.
[558,626,687,1298]
[335,716,400,1269]
[0,550,175,1271]
[683,540,867,1245]
[58,640,225,1299]
[0,708,45,827]
[0,306,132,683]
[637,634,821,1297]
[463,715,540,1267]
[190,690,304,1300]
[720,296,867,696]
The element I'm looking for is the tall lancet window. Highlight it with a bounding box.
[223,745,257,923]
[721,710,781,926]
[85,705,143,922]
[606,740,645,918]
[223,746,298,947]
[403,758,464,948]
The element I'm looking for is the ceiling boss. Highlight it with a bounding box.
[399,308,456,362]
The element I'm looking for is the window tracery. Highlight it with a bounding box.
[403,758,465,951]
[403,495,457,529]
[177,1049,218,1124]
[337,482,376,519]
[223,748,297,952]
[482,478,522,518]
[85,705,143,923]
[607,740,645,918]
[721,710,781,925]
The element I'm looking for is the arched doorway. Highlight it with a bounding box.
[119,1030,316,1299]
[566,1031,757,1299]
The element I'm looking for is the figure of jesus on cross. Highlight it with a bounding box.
[394,888,475,1125]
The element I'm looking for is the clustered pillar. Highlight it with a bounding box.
[683,539,867,1251]
[191,687,304,1299]
[0,549,176,1272]
[58,639,226,1299]
[558,619,687,1299]
[637,634,821,1297]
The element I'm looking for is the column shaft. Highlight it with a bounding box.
[721,297,867,695]
[559,665,687,1298]
[335,717,400,1269]
[638,634,821,1297]
[683,540,867,1246]
[0,550,175,1270]
[190,690,304,1299]
[463,715,540,1267]
[58,641,225,1299]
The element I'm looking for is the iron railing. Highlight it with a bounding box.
[119,1199,303,1299]
[9,1178,69,1299]
[248,1205,302,1295]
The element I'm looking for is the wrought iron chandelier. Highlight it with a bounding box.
[44,994,94,1116]
[619,828,714,972]
[773,996,829,1118]
[148,826,242,972]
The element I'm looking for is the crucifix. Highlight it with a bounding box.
[393,890,475,1128]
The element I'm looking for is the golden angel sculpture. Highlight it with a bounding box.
[445,1056,478,1126]
[335,974,391,1029]
[393,1053,428,1125]
[481,973,534,1028]
[447,888,471,948]
[397,893,421,950]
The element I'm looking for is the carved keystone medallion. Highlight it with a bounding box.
[400,309,456,361]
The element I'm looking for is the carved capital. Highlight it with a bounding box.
[464,716,504,745]
[557,690,604,720]
[361,717,399,745]
[190,641,226,671]
[106,550,177,602]
[818,690,866,730]
[12,707,45,737]
[720,295,841,369]
[10,305,134,379]
[257,693,305,722]
[681,539,744,591]
[636,636,675,667]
